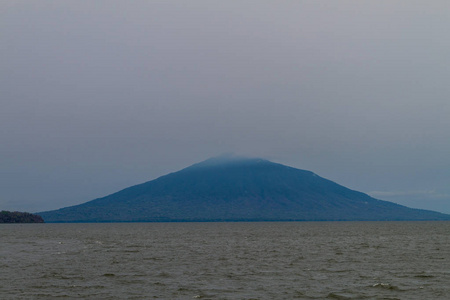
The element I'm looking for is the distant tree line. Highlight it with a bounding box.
[0,211,44,223]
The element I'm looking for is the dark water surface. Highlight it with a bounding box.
[1,222,449,299]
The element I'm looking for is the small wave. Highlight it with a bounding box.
[158,271,171,278]
[414,273,434,278]
[371,283,400,291]
[143,256,161,261]
[39,273,85,280]
[326,292,353,299]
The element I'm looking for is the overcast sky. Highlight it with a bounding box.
[2,1,450,214]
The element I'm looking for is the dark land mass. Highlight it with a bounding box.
[39,156,450,222]
[0,211,44,223]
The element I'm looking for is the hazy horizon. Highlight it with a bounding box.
[2,1,450,214]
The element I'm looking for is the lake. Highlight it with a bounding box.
[1,222,449,299]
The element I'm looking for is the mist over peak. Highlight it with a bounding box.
[186,154,268,169]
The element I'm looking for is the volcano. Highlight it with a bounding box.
[39,156,450,222]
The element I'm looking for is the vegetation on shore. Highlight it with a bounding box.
[0,211,44,223]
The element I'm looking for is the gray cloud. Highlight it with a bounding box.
[369,190,450,199]
[1,1,450,213]
[369,190,450,214]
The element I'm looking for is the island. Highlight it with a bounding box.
[0,211,45,223]
[39,155,450,222]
